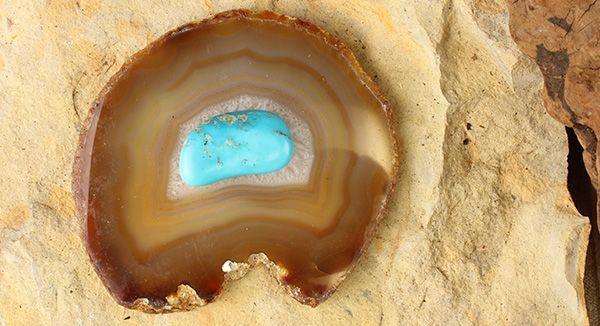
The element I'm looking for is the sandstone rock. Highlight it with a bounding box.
[508,0,600,221]
[0,0,590,324]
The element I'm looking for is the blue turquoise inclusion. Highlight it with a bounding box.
[179,110,294,186]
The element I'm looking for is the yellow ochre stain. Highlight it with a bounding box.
[375,6,395,33]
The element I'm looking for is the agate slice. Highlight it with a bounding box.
[74,10,398,311]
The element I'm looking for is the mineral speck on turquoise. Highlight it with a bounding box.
[179,110,294,186]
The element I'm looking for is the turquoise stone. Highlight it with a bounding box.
[179,110,294,186]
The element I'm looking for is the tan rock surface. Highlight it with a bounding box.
[0,0,590,324]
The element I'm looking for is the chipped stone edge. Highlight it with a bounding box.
[130,285,208,313]
[127,253,327,313]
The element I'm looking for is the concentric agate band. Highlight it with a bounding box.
[74,9,398,311]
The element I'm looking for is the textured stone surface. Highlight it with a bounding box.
[0,0,590,324]
[508,0,600,224]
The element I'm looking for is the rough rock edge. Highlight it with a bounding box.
[72,9,400,311]
[127,253,326,313]
[130,285,208,313]
[508,2,598,322]
[508,0,600,220]
[577,223,593,323]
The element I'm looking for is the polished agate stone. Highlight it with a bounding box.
[74,10,397,311]
[179,110,294,186]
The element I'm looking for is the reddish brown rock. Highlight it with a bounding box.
[508,0,600,220]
